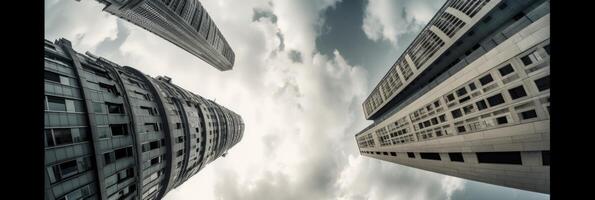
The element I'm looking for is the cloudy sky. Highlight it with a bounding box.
[45,0,550,199]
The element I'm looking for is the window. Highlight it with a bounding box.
[451,109,463,119]
[498,64,514,76]
[496,116,508,125]
[140,106,156,116]
[487,94,505,107]
[457,126,466,133]
[176,123,182,129]
[508,85,527,100]
[114,147,133,159]
[542,151,550,166]
[468,82,477,91]
[176,136,184,143]
[117,168,134,183]
[476,152,522,165]
[521,55,533,66]
[534,75,550,91]
[383,152,388,155]
[458,96,471,103]
[407,152,415,158]
[431,118,438,125]
[476,100,488,110]
[446,94,455,102]
[47,96,66,111]
[420,153,441,160]
[456,88,467,97]
[438,115,446,122]
[544,44,550,55]
[520,110,538,120]
[479,74,494,86]
[434,101,440,107]
[145,123,159,132]
[449,153,464,162]
[390,152,397,156]
[462,105,474,114]
[53,128,74,146]
[177,150,184,157]
[423,121,431,127]
[106,103,124,114]
[110,124,128,136]
[45,71,61,82]
[99,83,119,96]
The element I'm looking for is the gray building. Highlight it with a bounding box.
[355,0,550,194]
[44,38,245,200]
[88,0,235,71]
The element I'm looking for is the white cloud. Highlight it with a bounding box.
[45,1,467,200]
[362,0,444,46]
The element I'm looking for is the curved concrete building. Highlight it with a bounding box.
[44,38,244,200]
[356,0,549,194]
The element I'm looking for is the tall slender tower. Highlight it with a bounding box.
[44,38,244,200]
[355,0,550,194]
[89,0,235,71]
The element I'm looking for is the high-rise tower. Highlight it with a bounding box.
[90,0,235,71]
[355,0,550,194]
[44,38,244,200]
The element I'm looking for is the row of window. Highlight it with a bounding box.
[362,150,550,166]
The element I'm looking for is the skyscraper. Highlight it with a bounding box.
[44,38,245,200]
[355,0,549,194]
[90,0,235,71]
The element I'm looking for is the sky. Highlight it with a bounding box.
[44,0,550,199]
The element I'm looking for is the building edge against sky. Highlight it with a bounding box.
[44,38,244,200]
[88,0,235,71]
[355,0,550,194]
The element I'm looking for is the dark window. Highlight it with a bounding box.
[521,110,538,120]
[438,115,446,122]
[542,151,550,166]
[512,12,525,21]
[45,129,55,147]
[53,129,73,146]
[534,75,550,91]
[99,83,119,96]
[431,118,438,125]
[150,157,160,165]
[434,101,440,107]
[479,74,494,86]
[176,136,184,143]
[140,106,156,116]
[176,150,183,157]
[463,105,474,114]
[476,100,488,111]
[407,152,415,158]
[469,82,477,91]
[482,15,492,23]
[544,44,550,55]
[45,71,61,82]
[141,143,150,152]
[110,124,128,136]
[458,96,471,103]
[456,88,467,97]
[448,153,464,162]
[446,94,455,101]
[496,116,508,125]
[508,85,527,100]
[420,153,441,160]
[435,130,443,137]
[521,55,533,66]
[104,153,114,164]
[390,152,397,156]
[150,141,160,150]
[176,123,182,129]
[423,121,431,127]
[57,160,78,178]
[451,109,463,119]
[114,147,133,160]
[476,152,522,165]
[375,152,380,155]
[47,96,66,111]
[383,152,388,155]
[457,126,466,133]
[487,94,505,107]
[418,123,424,129]
[498,64,514,76]
[106,103,124,114]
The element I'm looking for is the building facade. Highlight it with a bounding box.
[89,0,235,71]
[44,38,244,200]
[355,0,549,194]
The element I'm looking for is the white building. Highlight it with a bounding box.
[355,0,550,194]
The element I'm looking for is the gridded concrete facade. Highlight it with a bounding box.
[356,0,550,194]
[44,38,244,200]
[92,0,235,71]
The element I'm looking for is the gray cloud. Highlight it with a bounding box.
[288,50,303,63]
